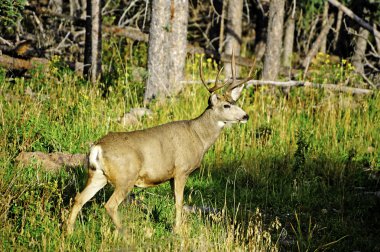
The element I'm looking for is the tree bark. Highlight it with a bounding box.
[262,0,285,80]
[83,0,102,83]
[168,0,188,96]
[224,0,243,78]
[218,0,227,54]
[145,0,188,102]
[352,27,369,74]
[283,14,295,69]
[320,1,329,53]
[145,1,171,101]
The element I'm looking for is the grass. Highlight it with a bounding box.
[0,52,379,251]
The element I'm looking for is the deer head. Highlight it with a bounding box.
[199,51,254,126]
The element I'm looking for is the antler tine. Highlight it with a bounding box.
[200,56,228,93]
[208,66,227,93]
[226,56,256,92]
[199,57,211,92]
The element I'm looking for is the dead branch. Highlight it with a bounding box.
[0,54,49,70]
[182,79,375,95]
[303,15,335,71]
[0,37,13,46]
[333,10,343,49]
[15,152,87,171]
[328,0,380,40]
[247,80,375,95]
[0,54,83,75]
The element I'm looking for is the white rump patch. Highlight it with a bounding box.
[89,145,102,171]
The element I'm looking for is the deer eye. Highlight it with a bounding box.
[223,104,231,109]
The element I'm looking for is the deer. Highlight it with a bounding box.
[66,53,254,236]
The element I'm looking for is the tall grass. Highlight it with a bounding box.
[0,52,379,251]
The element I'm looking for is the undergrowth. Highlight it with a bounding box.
[0,49,379,251]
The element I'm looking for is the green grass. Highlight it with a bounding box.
[0,54,379,251]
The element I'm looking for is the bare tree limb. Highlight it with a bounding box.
[333,9,343,49]
[0,37,14,46]
[182,79,375,95]
[328,0,380,39]
[303,15,335,75]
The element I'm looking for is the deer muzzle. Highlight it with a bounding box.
[240,114,249,123]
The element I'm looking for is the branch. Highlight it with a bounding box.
[246,80,374,95]
[182,79,375,95]
[0,54,49,70]
[303,15,335,69]
[0,54,83,75]
[16,152,86,171]
[328,0,380,39]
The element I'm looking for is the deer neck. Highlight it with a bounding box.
[190,109,224,151]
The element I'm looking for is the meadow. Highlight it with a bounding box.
[0,52,379,251]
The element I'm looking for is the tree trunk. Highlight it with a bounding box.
[218,0,227,54]
[320,1,329,53]
[145,0,188,102]
[282,14,295,69]
[262,0,285,80]
[168,0,188,96]
[224,0,243,78]
[83,0,102,83]
[333,9,343,50]
[352,27,369,74]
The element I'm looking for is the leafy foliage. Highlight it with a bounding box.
[0,0,25,26]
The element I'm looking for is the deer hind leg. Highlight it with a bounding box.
[104,184,133,235]
[67,169,107,234]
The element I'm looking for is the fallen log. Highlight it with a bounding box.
[246,80,374,95]
[182,79,375,95]
[0,54,49,71]
[15,151,87,171]
[0,54,84,74]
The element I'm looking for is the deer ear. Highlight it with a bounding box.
[209,94,219,106]
[230,84,245,102]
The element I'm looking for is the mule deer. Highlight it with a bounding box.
[66,54,253,235]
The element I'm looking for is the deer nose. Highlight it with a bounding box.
[242,114,249,121]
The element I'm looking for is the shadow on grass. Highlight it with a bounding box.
[187,153,380,251]
[59,152,380,251]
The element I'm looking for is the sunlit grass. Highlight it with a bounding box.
[0,52,379,251]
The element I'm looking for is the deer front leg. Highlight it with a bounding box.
[172,175,188,233]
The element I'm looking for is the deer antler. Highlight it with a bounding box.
[224,49,256,100]
[199,57,229,93]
